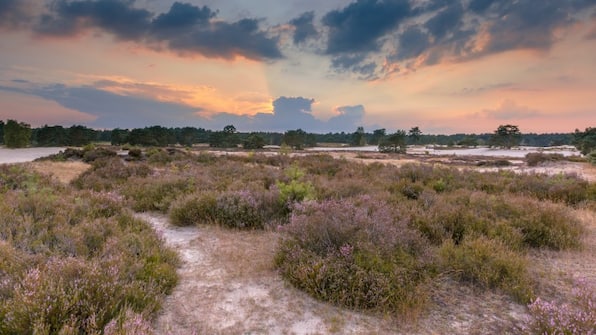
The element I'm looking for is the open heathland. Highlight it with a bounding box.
[1,147,594,334]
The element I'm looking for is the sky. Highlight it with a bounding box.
[0,0,595,134]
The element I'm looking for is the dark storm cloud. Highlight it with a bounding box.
[395,26,430,60]
[151,2,215,31]
[424,2,464,41]
[467,0,496,13]
[33,0,282,61]
[37,0,152,39]
[327,105,365,130]
[322,0,595,78]
[0,0,34,29]
[322,0,411,54]
[289,11,318,44]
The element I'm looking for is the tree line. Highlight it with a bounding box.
[1,120,592,154]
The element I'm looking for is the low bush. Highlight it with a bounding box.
[524,278,595,335]
[122,177,195,212]
[275,197,432,314]
[411,190,583,250]
[169,189,284,229]
[526,152,565,166]
[72,157,151,191]
[438,237,534,303]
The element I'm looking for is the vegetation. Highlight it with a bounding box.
[3,119,31,148]
[0,165,178,333]
[1,134,593,331]
[378,130,407,153]
[490,124,521,148]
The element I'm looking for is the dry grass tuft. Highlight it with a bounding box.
[29,161,91,184]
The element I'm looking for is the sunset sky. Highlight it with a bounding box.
[1,0,595,134]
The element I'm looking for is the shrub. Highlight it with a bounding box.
[169,189,284,229]
[526,152,565,167]
[275,197,432,314]
[72,158,151,191]
[122,177,195,212]
[438,237,534,303]
[169,192,217,226]
[524,278,595,335]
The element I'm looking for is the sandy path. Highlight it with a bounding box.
[136,213,548,334]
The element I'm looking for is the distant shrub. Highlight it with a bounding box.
[508,172,592,205]
[438,237,534,303]
[82,147,118,163]
[526,152,565,167]
[524,278,595,335]
[276,197,432,314]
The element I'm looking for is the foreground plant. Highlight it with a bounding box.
[524,278,596,335]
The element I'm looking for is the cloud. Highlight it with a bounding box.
[36,0,152,39]
[322,0,411,54]
[0,81,365,132]
[289,11,318,44]
[0,0,35,30]
[327,105,366,130]
[33,0,282,61]
[424,2,464,42]
[395,26,430,60]
[479,100,541,120]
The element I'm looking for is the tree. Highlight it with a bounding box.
[209,125,240,148]
[3,119,31,148]
[573,127,596,155]
[111,128,130,145]
[408,126,422,144]
[370,128,386,145]
[34,125,66,146]
[378,130,407,153]
[0,120,4,144]
[282,129,307,150]
[351,126,367,146]
[67,125,96,146]
[490,125,521,149]
[243,133,266,149]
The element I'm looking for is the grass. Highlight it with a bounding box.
[1,149,593,332]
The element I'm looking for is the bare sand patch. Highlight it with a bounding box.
[29,161,91,184]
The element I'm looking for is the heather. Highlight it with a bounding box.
[1,149,593,332]
[0,166,178,333]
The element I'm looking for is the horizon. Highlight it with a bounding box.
[1,1,595,134]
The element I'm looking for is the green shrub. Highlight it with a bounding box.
[438,237,534,303]
[169,192,217,226]
[275,197,432,314]
[123,177,195,212]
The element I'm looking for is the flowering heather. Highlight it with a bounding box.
[525,278,596,335]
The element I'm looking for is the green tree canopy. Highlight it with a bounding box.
[351,126,367,146]
[408,126,422,144]
[283,129,308,150]
[490,125,521,149]
[3,119,31,148]
[378,130,407,153]
[573,127,596,155]
[243,133,266,149]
